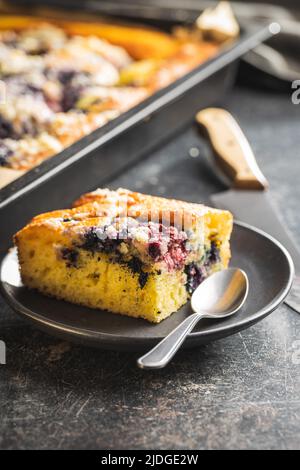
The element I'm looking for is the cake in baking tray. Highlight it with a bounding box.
[0,16,220,185]
[15,188,233,323]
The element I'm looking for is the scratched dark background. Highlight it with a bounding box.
[1,84,300,449]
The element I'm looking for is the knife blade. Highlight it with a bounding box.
[196,107,300,313]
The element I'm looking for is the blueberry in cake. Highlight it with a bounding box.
[15,188,233,323]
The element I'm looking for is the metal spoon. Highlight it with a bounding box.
[137,268,249,369]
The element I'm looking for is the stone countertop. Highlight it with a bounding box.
[1,87,300,450]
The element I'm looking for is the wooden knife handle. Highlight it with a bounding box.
[196,108,268,190]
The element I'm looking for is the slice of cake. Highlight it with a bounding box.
[14,188,233,323]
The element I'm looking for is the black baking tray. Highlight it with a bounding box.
[0,2,273,252]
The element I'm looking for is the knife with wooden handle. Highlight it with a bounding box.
[196,107,300,314]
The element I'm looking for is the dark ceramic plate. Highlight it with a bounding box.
[0,222,294,351]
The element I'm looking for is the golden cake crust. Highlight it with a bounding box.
[73,187,225,223]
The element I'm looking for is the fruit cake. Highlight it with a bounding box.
[14,188,233,323]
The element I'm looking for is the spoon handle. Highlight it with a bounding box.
[137,312,204,369]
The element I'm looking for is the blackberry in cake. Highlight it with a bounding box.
[15,188,233,323]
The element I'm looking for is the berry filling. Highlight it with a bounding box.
[0,142,13,166]
[80,222,188,271]
[185,242,220,294]
[55,70,90,112]
[0,114,16,139]
[126,256,149,289]
[147,224,187,270]
[61,86,82,112]
[60,247,79,268]
[57,70,76,84]
[207,241,220,264]
[81,226,123,253]
[149,239,187,270]
[185,263,206,295]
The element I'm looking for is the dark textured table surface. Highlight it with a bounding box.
[1,86,300,450]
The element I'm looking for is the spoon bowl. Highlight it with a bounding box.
[137,267,249,369]
[191,268,248,317]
